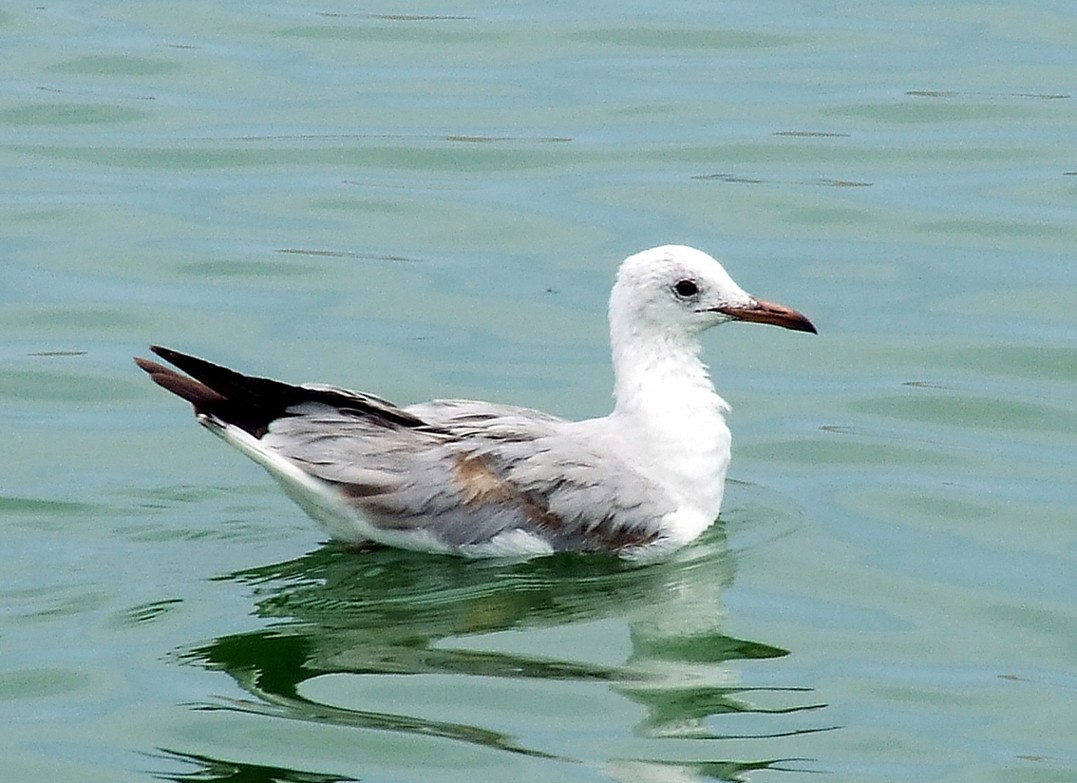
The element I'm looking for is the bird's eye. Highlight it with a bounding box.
[673,279,699,298]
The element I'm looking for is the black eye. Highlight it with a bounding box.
[673,279,699,298]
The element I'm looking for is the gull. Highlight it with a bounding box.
[136,245,815,560]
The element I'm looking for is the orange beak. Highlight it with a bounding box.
[716,299,817,334]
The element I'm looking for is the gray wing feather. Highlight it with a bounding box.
[261,399,675,552]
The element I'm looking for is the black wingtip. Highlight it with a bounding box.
[137,344,428,434]
[150,344,170,355]
[149,344,186,365]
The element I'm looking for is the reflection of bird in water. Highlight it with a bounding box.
[171,522,829,781]
[138,245,814,560]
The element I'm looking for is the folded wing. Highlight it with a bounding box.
[137,347,675,555]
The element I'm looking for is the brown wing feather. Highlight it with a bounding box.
[134,357,225,409]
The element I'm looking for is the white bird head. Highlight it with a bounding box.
[609,244,816,341]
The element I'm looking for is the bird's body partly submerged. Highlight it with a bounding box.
[137,245,815,560]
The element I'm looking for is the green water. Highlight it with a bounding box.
[3,2,1075,781]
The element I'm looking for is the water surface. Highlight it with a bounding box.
[3,2,1075,781]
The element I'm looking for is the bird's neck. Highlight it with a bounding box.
[611,327,727,419]
[608,327,731,524]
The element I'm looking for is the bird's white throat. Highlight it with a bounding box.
[608,330,732,522]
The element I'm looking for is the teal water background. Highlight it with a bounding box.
[3,2,1076,781]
